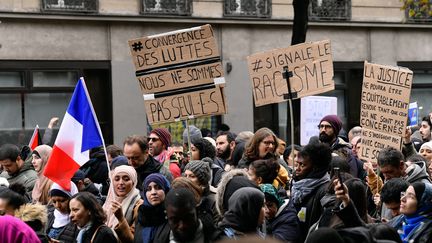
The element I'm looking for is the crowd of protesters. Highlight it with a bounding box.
[2,114,432,242]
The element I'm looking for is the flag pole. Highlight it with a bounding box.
[79,77,113,186]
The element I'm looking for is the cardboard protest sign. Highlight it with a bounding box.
[129,24,219,73]
[359,61,413,162]
[246,40,334,107]
[144,86,226,124]
[128,25,227,124]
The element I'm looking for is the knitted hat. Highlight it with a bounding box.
[184,160,211,186]
[319,115,343,135]
[420,141,432,151]
[183,125,202,144]
[260,183,284,208]
[150,128,171,148]
[222,175,259,213]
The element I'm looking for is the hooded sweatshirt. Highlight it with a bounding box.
[405,161,431,184]
[219,187,264,235]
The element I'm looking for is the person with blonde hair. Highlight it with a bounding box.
[15,203,49,242]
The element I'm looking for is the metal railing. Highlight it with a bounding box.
[142,0,192,15]
[42,0,98,13]
[309,0,351,21]
[224,0,271,18]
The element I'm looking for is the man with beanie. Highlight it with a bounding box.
[149,128,181,178]
[184,159,212,191]
[318,115,365,179]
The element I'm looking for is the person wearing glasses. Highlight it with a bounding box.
[148,128,181,179]
[388,182,432,243]
[123,135,172,192]
[237,128,290,189]
[318,115,366,180]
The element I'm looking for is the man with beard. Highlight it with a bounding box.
[318,115,366,179]
[215,131,236,170]
[148,128,181,178]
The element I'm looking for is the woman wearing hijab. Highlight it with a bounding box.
[103,165,143,243]
[46,181,79,242]
[389,181,432,243]
[31,145,53,205]
[134,173,170,243]
[69,192,118,243]
[219,187,265,239]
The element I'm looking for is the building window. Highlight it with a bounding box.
[309,0,351,21]
[0,61,112,146]
[142,0,192,15]
[42,0,98,13]
[224,0,271,18]
[402,0,432,22]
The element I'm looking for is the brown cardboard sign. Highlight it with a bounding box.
[129,24,219,72]
[136,61,224,94]
[128,25,227,124]
[359,61,413,162]
[359,128,402,161]
[144,86,226,124]
[246,40,334,107]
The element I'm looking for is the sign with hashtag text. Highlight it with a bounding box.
[128,25,227,124]
[246,40,334,107]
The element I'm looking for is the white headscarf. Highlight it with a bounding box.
[103,165,141,228]
[50,182,78,228]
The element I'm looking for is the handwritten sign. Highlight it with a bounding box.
[246,40,334,107]
[300,96,337,145]
[144,86,226,124]
[128,25,227,124]
[359,61,413,162]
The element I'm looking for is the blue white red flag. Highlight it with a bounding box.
[44,77,104,190]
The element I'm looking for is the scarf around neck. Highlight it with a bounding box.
[291,173,330,205]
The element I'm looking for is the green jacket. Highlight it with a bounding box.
[0,157,37,202]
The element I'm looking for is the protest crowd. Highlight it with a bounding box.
[2,112,432,243]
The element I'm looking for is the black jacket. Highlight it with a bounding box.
[267,200,300,242]
[46,206,79,243]
[134,203,168,243]
[81,224,118,243]
[136,155,172,191]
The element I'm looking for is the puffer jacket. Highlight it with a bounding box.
[46,206,79,243]
[0,156,37,202]
[215,169,249,217]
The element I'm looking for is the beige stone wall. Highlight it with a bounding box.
[0,0,407,22]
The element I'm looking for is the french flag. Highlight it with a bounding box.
[44,77,104,190]
[28,125,42,150]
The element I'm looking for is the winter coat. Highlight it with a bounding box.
[0,158,37,202]
[405,161,431,184]
[133,202,167,243]
[46,206,79,243]
[331,137,366,180]
[266,199,300,242]
[135,155,173,191]
[80,223,118,243]
[289,171,330,243]
[80,149,110,195]
[388,214,432,243]
[215,169,250,217]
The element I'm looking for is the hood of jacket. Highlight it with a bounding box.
[405,161,431,184]
[215,169,249,217]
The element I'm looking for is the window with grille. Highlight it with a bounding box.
[42,0,98,13]
[309,0,351,21]
[224,0,271,18]
[142,0,192,15]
